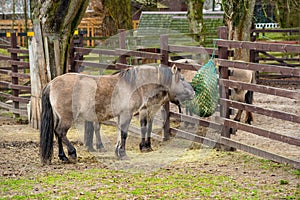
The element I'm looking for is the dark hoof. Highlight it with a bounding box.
[68,151,77,163]
[96,144,106,152]
[97,147,107,153]
[229,128,237,135]
[86,147,97,152]
[59,155,70,163]
[140,147,153,153]
[115,147,127,160]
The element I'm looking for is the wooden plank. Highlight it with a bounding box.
[219,78,300,100]
[171,127,222,147]
[115,63,133,69]
[0,44,10,49]
[10,84,31,92]
[219,98,300,123]
[0,92,11,99]
[0,70,31,79]
[224,118,300,146]
[7,48,29,54]
[168,45,213,55]
[115,49,162,60]
[171,127,300,169]
[170,111,222,131]
[74,47,116,56]
[169,61,200,71]
[215,39,300,53]
[75,60,117,70]
[8,60,30,68]
[217,59,300,76]
[0,69,10,74]
[0,92,30,103]
[219,136,300,169]
[0,101,28,116]
[0,55,11,60]
[0,81,9,87]
[10,72,30,79]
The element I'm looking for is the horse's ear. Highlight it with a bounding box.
[171,64,178,74]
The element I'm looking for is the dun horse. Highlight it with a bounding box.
[40,65,194,164]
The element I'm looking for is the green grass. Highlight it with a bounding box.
[1,155,299,200]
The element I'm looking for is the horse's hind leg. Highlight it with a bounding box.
[94,122,105,152]
[115,114,132,159]
[56,135,69,162]
[62,136,77,162]
[84,121,95,152]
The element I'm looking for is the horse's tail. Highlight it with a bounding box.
[40,85,54,165]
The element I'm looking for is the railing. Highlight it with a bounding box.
[0,33,31,117]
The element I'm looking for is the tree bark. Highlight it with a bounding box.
[273,0,299,28]
[29,0,89,129]
[101,0,132,36]
[222,0,256,60]
[186,0,206,45]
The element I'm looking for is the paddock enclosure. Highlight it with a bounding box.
[0,27,299,169]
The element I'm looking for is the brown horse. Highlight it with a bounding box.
[40,65,194,164]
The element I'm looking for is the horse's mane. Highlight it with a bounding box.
[118,65,173,86]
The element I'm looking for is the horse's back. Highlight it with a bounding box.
[48,73,101,122]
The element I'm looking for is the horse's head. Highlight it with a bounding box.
[168,65,195,104]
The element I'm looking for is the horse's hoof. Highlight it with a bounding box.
[86,147,97,152]
[140,147,153,153]
[59,156,70,163]
[118,155,129,160]
[68,151,77,163]
[97,147,107,153]
[229,128,237,135]
[115,148,127,160]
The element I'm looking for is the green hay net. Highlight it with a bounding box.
[185,59,219,117]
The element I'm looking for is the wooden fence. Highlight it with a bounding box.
[0,33,31,117]
[0,28,299,169]
[252,28,300,85]
[68,28,300,169]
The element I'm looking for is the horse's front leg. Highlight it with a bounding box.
[145,117,153,152]
[230,109,243,134]
[139,114,148,152]
[115,114,132,160]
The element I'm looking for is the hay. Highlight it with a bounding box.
[185,59,219,117]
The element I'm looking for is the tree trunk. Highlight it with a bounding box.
[222,0,256,60]
[273,0,299,28]
[29,0,89,129]
[186,0,206,45]
[101,0,132,36]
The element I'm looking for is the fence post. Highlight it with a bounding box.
[217,27,234,150]
[10,32,20,118]
[69,32,84,72]
[250,29,259,80]
[160,34,170,141]
[118,29,127,64]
